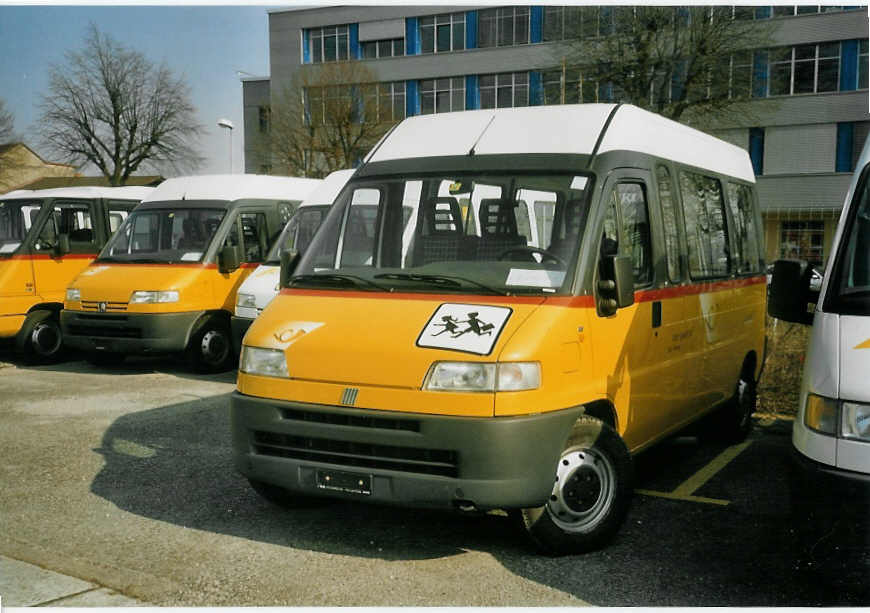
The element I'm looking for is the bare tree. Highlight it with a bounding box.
[38,24,204,185]
[552,6,774,124]
[0,99,14,143]
[264,61,399,177]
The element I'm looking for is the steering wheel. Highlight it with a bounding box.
[498,246,567,268]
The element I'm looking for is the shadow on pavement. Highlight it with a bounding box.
[90,394,870,604]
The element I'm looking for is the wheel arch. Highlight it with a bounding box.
[27,302,63,314]
[582,399,619,432]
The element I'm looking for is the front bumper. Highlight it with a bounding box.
[231,315,254,356]
[60,310,203,354]
[231,391,585,511]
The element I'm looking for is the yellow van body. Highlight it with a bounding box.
[231,105,765,553]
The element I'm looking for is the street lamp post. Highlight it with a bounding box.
[217,118,234,173]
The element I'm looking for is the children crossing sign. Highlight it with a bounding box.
[416,303,512,355]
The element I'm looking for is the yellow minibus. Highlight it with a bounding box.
[232,104,766,554]
[0,186,152,361]
[61,174,320,371]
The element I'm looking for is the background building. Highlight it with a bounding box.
[0,143,76,194]
[243,5,869,267]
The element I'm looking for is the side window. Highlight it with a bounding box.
[611,182,653,287]
[726,182,761,274]
[679,171,730,278]
[240,212,268,263]
[657,165,682,283]
[340,188,380,267]
[106,200,136,235]
[223,218,241,251]
[40,200,97,251]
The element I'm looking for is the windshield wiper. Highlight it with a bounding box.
[289,273,387,291]
[373,272,507,295]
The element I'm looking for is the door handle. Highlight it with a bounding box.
[652,301,662,328]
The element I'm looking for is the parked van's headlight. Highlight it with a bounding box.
[804,394,838,435]
[841,402,870,442]
[424,362,540,392]
[65,288,80,301]
[237,293,257,308]
[130,290,179,304]
[240,346,288,378]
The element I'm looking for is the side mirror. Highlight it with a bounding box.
[218,245,241,274]
[279,249,300,288]
[53,234,70,257]
[598,254,635,316]
[768,259,816,325]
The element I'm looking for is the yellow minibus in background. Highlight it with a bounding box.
[0,186,152,361]
[232,104,766,554]
[61,174,320,371]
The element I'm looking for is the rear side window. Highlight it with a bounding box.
[679,172,729,279]
[656,165,682,283]
[726,182,761,274]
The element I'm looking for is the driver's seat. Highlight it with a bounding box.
[475,199,526,260]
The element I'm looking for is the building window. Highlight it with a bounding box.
[542,6,581,42]
[304,85,354,126]
[361,82,406,123]
[860,39,869,89]
[479,72,529,109]
[764,42,841,97]
[478,7,530,48]
[780,220,824,264]
[542,67,604,104]
[420,77,465,115]
[308,25,350,63]
[419,13,465,54]
[362,38,405,59]
[258,106,270,133]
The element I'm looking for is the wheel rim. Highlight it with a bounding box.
[31,321,61,357]
[737,379,755,429]
[200,329,229,366]
[547,446,617,533]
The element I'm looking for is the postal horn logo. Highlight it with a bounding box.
[417,303,512,356]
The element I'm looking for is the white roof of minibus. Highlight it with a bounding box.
[366,104,755,183]
[299,169,355,207]
[1,186,154,201]
[142,174,322,203]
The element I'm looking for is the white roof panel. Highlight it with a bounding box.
[300,169,355,207]
[1,186,154,201]
[142,174,322,203]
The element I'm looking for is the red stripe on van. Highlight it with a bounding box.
[84,261,260,269]
[278,288,547,304]
[10,253,97,260]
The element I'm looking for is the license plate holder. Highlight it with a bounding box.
[316,469,372,495]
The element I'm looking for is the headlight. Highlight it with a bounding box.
[424,362,540,392]
[236,292,257,308]
[841,402,870,442]
[129,290,180,304]
[65,288,81,301]
[240,346,288,378]
[804,393,838,435]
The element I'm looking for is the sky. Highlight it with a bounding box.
[0,4,276,177]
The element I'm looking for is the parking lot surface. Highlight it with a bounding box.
[1,351,868,606]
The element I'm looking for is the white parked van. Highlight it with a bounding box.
[231,169,354,351]
[769,138,870,496]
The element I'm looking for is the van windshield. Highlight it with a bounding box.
[98,207,226,263]
[292,172,591,295]
[829,175,870,315]
[265,205,330,265]
[0,199,43,256]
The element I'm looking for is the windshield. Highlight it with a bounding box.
[0,199,43,255]
[828,172,870,315]
[293,171,591,295]
[98,207,226,263]
[265,205,330,265]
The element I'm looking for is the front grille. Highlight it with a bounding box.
[252,430,457,477]
[67,324,142,339]
[281,408,420,432]
[81,300,128,312]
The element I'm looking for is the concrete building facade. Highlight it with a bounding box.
[243,5,869,267]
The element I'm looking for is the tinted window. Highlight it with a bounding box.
[680,172,729,278]
[726,182,761,274]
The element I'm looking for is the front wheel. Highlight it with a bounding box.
[515,416,633,555]
[185,318,234,373]
[17,310,64,363]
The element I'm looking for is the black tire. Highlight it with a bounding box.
[85,352,126,367]
[247,478,320,508]
[698,371,756,444]
[185,318,234,373]
[16,309,64,363]
[515,416,633,555]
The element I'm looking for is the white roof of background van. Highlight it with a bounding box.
[1,186,154,201]
[142,174,323,203]
[300,169,355,207]
[366,104,755,184]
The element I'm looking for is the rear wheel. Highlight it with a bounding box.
[186,318,234,373]
[17,310,64,363]
[515,416,633,555]
[699,370,756,444]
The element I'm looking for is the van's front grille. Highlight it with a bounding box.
[252,430,458,477]
[280,408,420,432]
[81,300,128,312]
[67,324,142,339]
